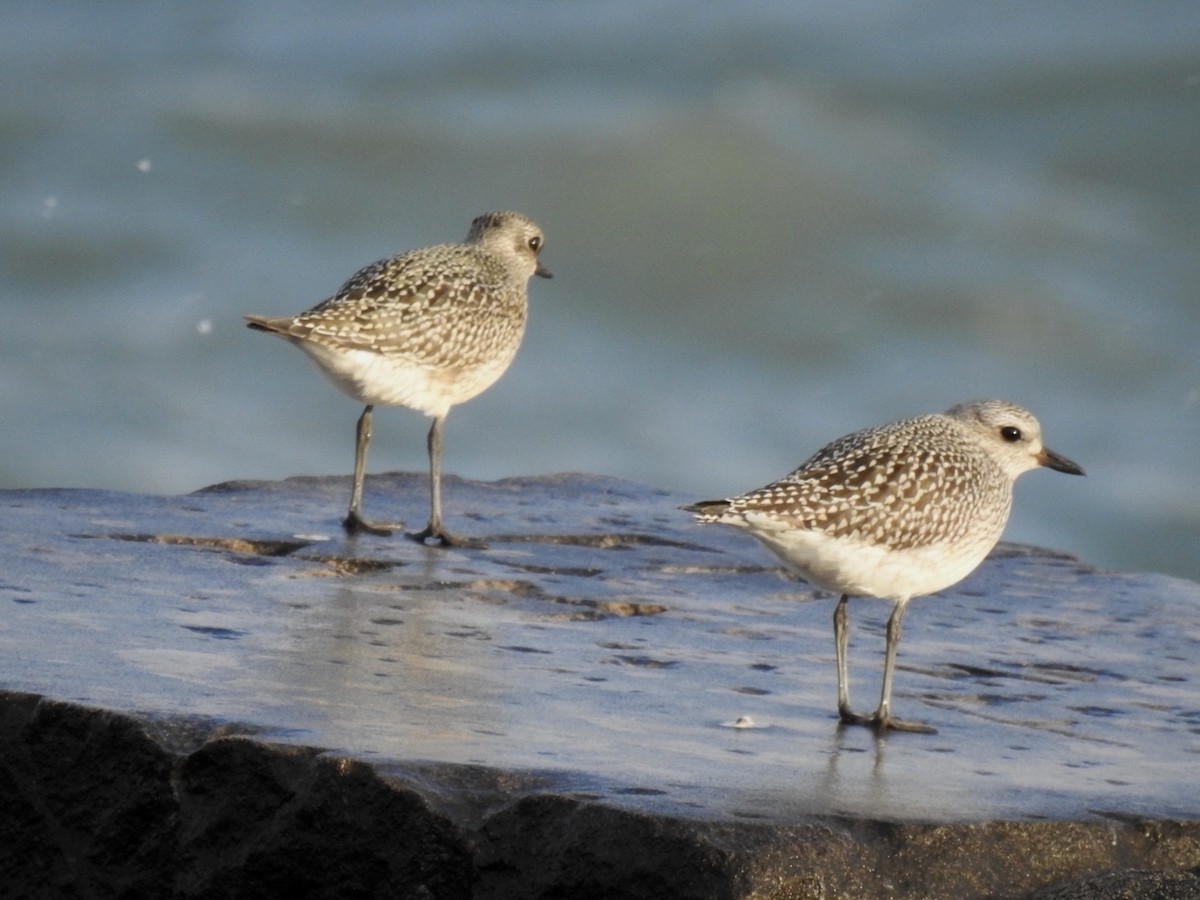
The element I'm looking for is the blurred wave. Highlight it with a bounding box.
[2,1,1198,579]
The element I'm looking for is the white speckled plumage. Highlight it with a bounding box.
[687,399,1084,733]
[246,211,551,544]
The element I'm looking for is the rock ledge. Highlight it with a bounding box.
[1,474,1198,897]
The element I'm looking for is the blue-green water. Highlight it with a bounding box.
[2,1,1199,580]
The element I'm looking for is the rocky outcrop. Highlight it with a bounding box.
[1,474,1198,897]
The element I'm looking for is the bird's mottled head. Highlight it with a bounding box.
[944,399,1085,480]
[467,211,552,281]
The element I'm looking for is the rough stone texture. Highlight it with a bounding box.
[0,693,470,899]
[1,473,1199,898]
[1033,870,1200,900]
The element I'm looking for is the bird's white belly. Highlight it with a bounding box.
[739,511,998,601]
[296,343,515,417]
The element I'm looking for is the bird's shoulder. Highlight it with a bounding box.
[327,245,501,309]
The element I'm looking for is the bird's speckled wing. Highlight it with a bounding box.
[285,246,526,369]
[717,417,1011,552]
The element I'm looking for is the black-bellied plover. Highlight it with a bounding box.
[686,400,1084,733]
[246,211,551,545]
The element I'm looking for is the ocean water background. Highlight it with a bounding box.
[2,1,1198,581]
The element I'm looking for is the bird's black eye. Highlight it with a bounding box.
[1000,425,1022,442]
[528,235,542,253]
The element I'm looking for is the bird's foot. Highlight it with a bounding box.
[876,715,937,735]
[406,523,485,549]
[837,706,873,728]
[342,510,399,537]
[838,706,937,735]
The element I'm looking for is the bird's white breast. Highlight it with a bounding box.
[295,341,517,418]
[737,510,1001,601]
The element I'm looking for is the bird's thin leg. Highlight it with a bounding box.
[409,414,475,547]
[873,600,936,734]
[342,405,395,536]
[835,595,873,726]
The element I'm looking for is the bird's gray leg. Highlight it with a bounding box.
[835,594,873,726]
[873,600,936,734]
[409,414,477,547]
[343,406,396,536]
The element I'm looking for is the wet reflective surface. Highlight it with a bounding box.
[1,474,1197,822]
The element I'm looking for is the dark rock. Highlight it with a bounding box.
[0,693,470,899]
[1034,868,1200,899]
[0,695,178,899]
[174,738,472,899]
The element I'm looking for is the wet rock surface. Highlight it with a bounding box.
[1,473,1198,897]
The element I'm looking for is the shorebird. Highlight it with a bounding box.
[246,211,551,545]
[686,400,1084,733]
